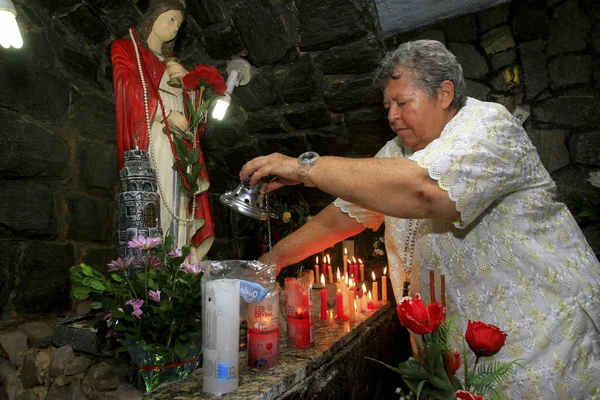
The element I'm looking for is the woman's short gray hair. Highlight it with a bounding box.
[374,40,467,110]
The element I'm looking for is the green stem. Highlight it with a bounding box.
[469,356,480,392]
[144,254,149,306]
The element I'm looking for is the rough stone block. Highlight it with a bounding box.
[229,68,278,112]
[548,55,593,89]
[481,25,515,55]
[526,129,570,173]
[70,92,116,143]
[86,361,128,392]
[322,73,382,112]
[513,2,550,41]
[2,373,23,400]
[297,0,374,51]
[533,97,600,130]
[244,109,289,134]
[274,54,317,104]
[313,35,382,75]
[448,43,488,79]
[478,3,510,32]
[187,0,228,28]
[65,355,93,376]
[257,134,308,158]
[58,5,110,45]
[344,106,390,156]
[0,181,57,238]
[0,357,16,382]
[17,322,54,348]
[76,140,118,194]
[66,194,112,243]
[48,346,74,377]
[569,131,600,166]
[547,0,591,56]
[282,103,330,130]
[0,63,69,127]
[491,48,517,71]
[17,241,74,315]
[0,109,70,180]
[466,80,491,101]
[442,14,477,42]
[20,350,40,389]
[0,330,28,367]
[231,0,298,66]
[45,381,71,400]
[199,22,246,61]
[520,40,549,98]
[60,46,100,85]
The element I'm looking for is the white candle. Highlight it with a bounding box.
[343,248,348,277]
[360,283,368,312]
[315,256,320,285]
[359,258,364,282]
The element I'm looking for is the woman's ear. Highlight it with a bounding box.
[438,80,455,110]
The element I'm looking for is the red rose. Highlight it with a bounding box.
[395,293,444,335]
[443,349,461,380]
[465,320,507,357]
[456,390,484,400]
[183,65,227,95]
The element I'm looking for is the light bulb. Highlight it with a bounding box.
[0,10,23,49]
[211,95,231,121]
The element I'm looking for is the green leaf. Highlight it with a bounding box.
[174,339,189,358]
[173,136,188,163]
[110,274,124,282]
[90,280,106,291]
[72,287,91,299]
[189,148,200,164]
[190,163,203,183]
[81,264,95,277]
[89,301,103,310]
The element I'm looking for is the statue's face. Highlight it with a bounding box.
[152,9,183,43]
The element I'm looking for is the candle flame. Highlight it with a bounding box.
[321,273,325,286]
[368,291,372,300]
[352,256,356,263]
[327,254,331,264]
[358,258,363,264]
[383,267,387,275]
[362,283,367,291]
[349,277,354,287]
[337,267,341,281]
[338,288,341,294]
[372,271,376,281]
[344,248,347,254]
[354,299,357,311]
[316,256,319,264]
[345,272,348,285]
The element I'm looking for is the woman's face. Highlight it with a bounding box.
[152,9,183,43]
[383,68,447,151]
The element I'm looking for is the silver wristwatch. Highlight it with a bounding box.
[298,151,319,187]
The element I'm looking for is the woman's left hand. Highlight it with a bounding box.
[166,60,188,80]
[240,153,302,192]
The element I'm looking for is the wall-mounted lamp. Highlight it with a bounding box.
[0,0,23,49]
[212,58,253,121]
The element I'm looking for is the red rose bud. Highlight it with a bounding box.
[465,320,507,357]
[456,390,484,400]
[443,349,461,380]
[183,65,227,95]
[395,293,445,335]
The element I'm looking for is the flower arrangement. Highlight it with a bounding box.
[372,294,521,400]
[568,171,600,224]
[70,235,202,358]
[164,64,227,197]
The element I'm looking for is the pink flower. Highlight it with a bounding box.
[147,256,164,270]
[107,257,135,272]
[169,249,183,258]
[127,236,162,251]
[149,290,161,304]
[125,298,144,318]
[180,263,201,275]
[104,312,113,327]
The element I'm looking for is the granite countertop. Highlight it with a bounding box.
[143,289,392,400]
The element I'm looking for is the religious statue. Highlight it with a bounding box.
[111,0,214,262]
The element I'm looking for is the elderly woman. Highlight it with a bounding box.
[241,40,600,398]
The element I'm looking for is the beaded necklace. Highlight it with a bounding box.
[401,219,419,296]
[128,27,197,223]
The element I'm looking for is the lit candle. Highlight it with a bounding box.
[343,248,348,278]
[359,258,364,282]
[372,271,378,303]
[327,257,333,284]
[336,289,346,321]
[352,257,357,280]
[320,274,327,320]
[349,278,356,300]
[348,296,356,322]
[336,267,341,283]
[360,284,368,312]
[315,256,320,285]
[381,267,388,303]
[367,290,373,309]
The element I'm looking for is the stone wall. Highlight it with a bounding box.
[1,0,599,321]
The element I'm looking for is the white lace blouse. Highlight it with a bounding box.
[334,97,600,399]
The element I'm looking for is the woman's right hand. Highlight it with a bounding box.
[168,110,189,132]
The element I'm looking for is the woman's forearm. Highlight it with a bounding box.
[260,204,366,270]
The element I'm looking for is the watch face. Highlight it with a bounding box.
[299,151,319,165]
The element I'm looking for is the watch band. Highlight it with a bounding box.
[298,151,319,187]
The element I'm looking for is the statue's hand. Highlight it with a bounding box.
[168,110,189,132]
[166,60,188,80]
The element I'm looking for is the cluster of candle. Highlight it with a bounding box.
[318,264,389,322]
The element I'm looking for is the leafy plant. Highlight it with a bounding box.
[568,171,600,224]
[70,235,203,358]
[369,294,522,400]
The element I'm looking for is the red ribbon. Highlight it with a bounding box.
[131,356,200,371]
